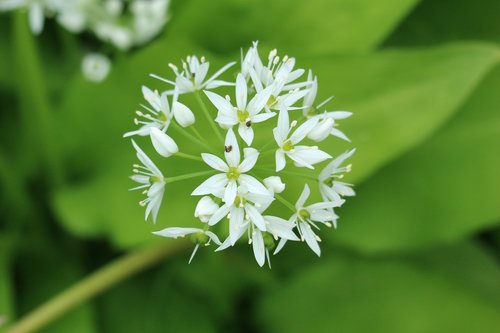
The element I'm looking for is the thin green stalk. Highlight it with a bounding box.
[171,123,215,153]
[5,242,188,333]
[165,170,216,183]
[274,193,297,212]
[190,126,205,143]
[255,167,317,181]
[194,92,224,144]
[174,152,203,162]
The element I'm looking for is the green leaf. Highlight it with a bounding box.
[0,236,15,332]
[384,0,500,47]
[303,42,500,183]
[258,246,500,333]
[171,0,419,55]
[331,63,500,253]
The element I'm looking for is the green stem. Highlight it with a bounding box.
[171,123,215,153]
[255,167,317,181]
[274,193,297,212]
[174,152,203,162]
[13,12,63,187]
[190,126,205,143]
[165,170,216,183]
[5,242,188,333]
[194,92,224,144]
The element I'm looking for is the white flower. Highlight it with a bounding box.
[150,127,178,157]
[152,55,236,95]
[318,149,356,207]
[124,86,194,137]
[194,196,219,223]
[281,184,339,256]
[0,0,45,34]
[273,109,331,171]
[81,53,111,82]
[205,73,275,145]
[192,128,269,205]
[130,140,165,223]
[302,71,352,142]
[263,176,285,194]
[153,227,221,263]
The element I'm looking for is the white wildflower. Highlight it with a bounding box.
[81,53,111,82]
[318,149,356,207]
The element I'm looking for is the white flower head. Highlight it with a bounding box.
[273,108,332,171]
[205,73,276,145]
[152,55,236,95]
[130,140,165,223]
[125,42,355,266]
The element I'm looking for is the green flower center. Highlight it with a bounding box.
[237,109,250,123]
[158,112,168,123]
[282,140,294,152]
[298,209,310,221]
[150,176,163,183]
[267,95,276,107]
[234,195,247,207]
[190,232,209,245]
[226,167,240,180]
[306,106,318,117]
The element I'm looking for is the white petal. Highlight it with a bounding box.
[245,203,266,231]
[333,181,356,197]
[247,85,273,115]
[238,149,259,173]
[263,176,285,193]
[204,91,234,116]
[235,73,247,110]
[293,146,331,165]
[275,150,286,172]
[224,180,238,205]
[276,108,290,140]
[252,231,266,267]
[290,117,318,144]
[307,118,334,142]
[229,206,245,245]
[238,174,269,196]
[29,3,44,34]
[265,216,299,241]
[224,128,240,167]
[194,62,209,87]
[325,111,352,119]
[330,127,351,142]
[150,128,178,157]
[238,124,254,146]
[209,204,231,226]
[273,238,288,255]
[131,140,163,177]
[192,174,228,196]
[205,231,222,245]
[152,227,201,238]
[176,76,195,93]
[204,61,236,88]
[296,184,310,209]
[201,153,229,172]
[318,149,355,180]
[142,86,161,111]
[251,112,276,123]
[299,222,321,256]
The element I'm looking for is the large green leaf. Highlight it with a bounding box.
[171,0,419,54]
[330,63,500,253]
[258,244,500,333]
[384,0,500,47]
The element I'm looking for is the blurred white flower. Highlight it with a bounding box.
[81,53,111,82]
[318,149,356,208]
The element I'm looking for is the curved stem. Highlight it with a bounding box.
[174,152,203,162]
[5,242,188,333]
[194,92,224,144]
[165,170,216,184]
[171,123,214,153]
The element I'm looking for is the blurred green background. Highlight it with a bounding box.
[1,0,500,332]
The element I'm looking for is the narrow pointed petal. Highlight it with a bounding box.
[238,124,254,146]
[296,184,310,209]
[224,128,240,167]
[252,231,266,267]
[224,180,238,205]
[201,153,229,172]
[204,91,234,116]
[209,204,230,226]
[235,73,247,110]
[239,175,269,196]
[299,222,321,256]
[275,150,286,172]
[245,203,266,231]
[194,62,209,87]
[229,207,245,245]
[192,174,228,196]
[238,149,259,173]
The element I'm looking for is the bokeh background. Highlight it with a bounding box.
[1,0,500,332]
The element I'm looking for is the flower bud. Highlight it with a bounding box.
[173,101,195,127]
[81,53,111,83]
[150,127,178,157]
[195,196,219,222]
[263,176,285,193]
[307,117,334,142]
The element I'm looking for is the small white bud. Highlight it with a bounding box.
[81,53,111,83]
[307,118,334,142]
[172,101,195,127]
[263,176,285,193]
[194,196,219,223]
[150,127,179,157]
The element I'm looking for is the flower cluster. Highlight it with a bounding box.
[1,0,170,81]
[125,42,355,267]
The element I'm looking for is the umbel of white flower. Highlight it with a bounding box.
[125,42,355,267]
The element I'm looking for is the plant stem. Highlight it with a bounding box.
[274,193,297,212]
[255,167,317,181]
[171,123,214,153]
[174,152,203,162]
[5,242,188,333]
[194,92,224,144]
[165,170,216,183]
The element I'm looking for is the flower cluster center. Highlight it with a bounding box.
[226,167,240,180]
